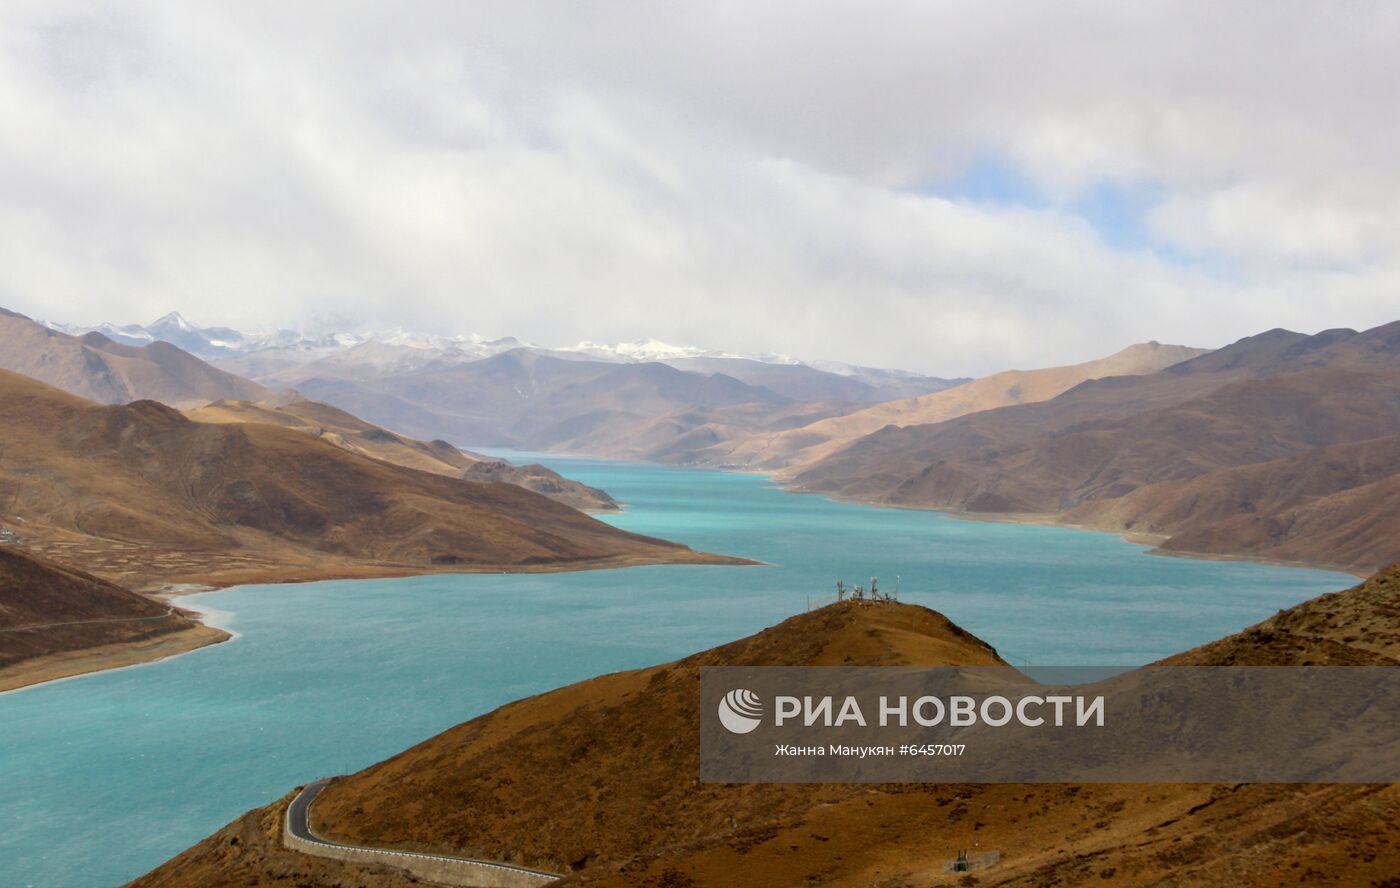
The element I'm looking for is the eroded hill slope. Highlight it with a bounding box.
[189,396,619,512]
[0,369,731,589]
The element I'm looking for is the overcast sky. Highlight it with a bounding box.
[1,2,1397,375]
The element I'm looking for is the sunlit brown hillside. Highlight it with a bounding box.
[715,341,1207,473]
[189,396,620,512]
[0,369,734,590]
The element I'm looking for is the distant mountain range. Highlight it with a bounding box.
[283,348,843,454]
[1,308,267,408]
[40,308,963,397]
[41,311,319,356]
[683,341,1210,472]
[31,309,972,462]
[40,311,969,403]
[13,304,1400,573]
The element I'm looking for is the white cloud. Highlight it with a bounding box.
[0,1,1396,376]
[1150,183,1400,267]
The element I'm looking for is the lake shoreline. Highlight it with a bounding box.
[3,549,757,694]
[130,547,755,593]
[0,624,231,694]
[779,485,1371,579]
[478,449,1370,579]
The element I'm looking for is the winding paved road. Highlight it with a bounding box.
[285,778,561,887]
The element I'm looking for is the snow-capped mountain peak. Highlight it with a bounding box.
[36,313,958,399]
[572,338,710,362]
[150,311,194,331]
[568,338,800,365]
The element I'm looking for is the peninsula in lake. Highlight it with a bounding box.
[0,308,743,691]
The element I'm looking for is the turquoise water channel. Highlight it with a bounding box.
[0,455,1350,886]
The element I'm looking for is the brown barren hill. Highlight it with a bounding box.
[0,307,268,408]
[795,323,1400,572]
[300,602,1009,873]
[789,324,1400,507]
[0,547,227,691]
[286,348,791,450]
[718,341,1207,474]
[133,570,1400,887]
[1066,433,1400,574]
[459,459,620,512]
[188,396,477,475]
[0,369,735,590]
[189,396,620,511]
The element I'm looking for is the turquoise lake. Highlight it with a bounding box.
[0,454,1352,887]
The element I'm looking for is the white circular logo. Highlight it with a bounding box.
[718,688,764,734]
